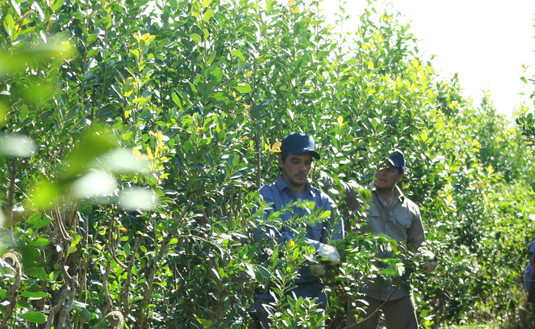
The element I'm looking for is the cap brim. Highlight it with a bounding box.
[283,148,320,159]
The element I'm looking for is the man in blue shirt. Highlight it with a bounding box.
[253,132,344,328]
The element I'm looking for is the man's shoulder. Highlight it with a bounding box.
[400,193,417,205]
[259,180,276,191]
[309,183,335,205]
[309,183,328,196]
[400,195,420,213]
[259,179,280,197]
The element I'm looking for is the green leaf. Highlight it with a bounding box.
[235,83,251,93]
[266,0,272,12]
[121,131,133,141]
[206,51,216,65]
[253,264,270,280]
[20,312,46,324]
[26,268,48,281]
[318,210,332,220]
[194,314,213,328]
[190,33,202,42]
[29,238,50,247]
[52,0,63,11]
[72,234,82,247]
[172,92,182,108]
[257,54,272,64]
[73,302,93,322]
[191,0,201,18]
[203,9,214,22]
[86,33,98,44]
[21,290,48,298]
[380,262,405,277]
[67,246,77,255]
[230,49,245,61]
[25,213,51,229]
[188,82,198,93]
[4,14,15,32]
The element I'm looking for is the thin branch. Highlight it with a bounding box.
[44,284,70,329]
[0,251,22,329]
[98,311,125,329]
[56,276,78,329]
[5,158,17,244]
[101,259,114,316]
[122,236,142,317]
[134,197,193,328]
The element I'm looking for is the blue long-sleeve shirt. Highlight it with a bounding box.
[254,175,344,283]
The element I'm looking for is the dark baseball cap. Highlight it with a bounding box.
[387,149,406,169]
[280,132,320,159]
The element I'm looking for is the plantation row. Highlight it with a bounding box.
[1,0,535,328]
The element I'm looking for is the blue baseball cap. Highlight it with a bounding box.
[280,133,320,159]
[388,149,406,169]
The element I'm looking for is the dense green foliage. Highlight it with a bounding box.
[1,0,534,328]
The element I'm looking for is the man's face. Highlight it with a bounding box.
[279,152,313,192]
[374,161,404,190]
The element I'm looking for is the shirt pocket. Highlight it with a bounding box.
[364,207,383,233]
[368,207,381,218]
[393,211,412,230]
[386,209,412,242]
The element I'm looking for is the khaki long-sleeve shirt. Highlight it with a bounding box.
[361,185,427,301]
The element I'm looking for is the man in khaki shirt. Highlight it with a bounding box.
[348,150,436,329]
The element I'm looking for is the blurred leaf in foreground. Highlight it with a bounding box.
[71,170,117,199]
[0,208,5,227]
[95,148,151,174]
[61,125,119,177]
[119,187,157,211]
[0,133,37,157]
[0,38,75,75]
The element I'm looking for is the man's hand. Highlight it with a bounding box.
[310,244,341,277]
[420,250,438,273]
[310,264,326,276]
[318,244,340,265]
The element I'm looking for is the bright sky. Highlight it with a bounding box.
[317,0,535,119]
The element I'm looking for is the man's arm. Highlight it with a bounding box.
[320,194,345,243]
[407,206,425,249]
[407,205,437,272]
[309,195,343,265]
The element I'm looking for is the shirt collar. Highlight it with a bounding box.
[275,175,313,196]
[371,183,406,203]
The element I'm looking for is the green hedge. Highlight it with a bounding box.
[0,0,534,328]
